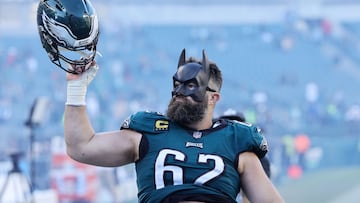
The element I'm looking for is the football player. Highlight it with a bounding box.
[37,1,284,202]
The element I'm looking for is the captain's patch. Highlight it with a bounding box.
[155,120,169,131]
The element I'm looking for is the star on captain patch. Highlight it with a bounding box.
[192,131,202,139]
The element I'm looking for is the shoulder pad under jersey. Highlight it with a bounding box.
[230,120,268,158]
[120,111,169,134]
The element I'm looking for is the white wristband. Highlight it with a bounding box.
[66,80,87,106]
[65,64,99,106]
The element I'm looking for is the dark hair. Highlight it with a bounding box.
[209,63,222,92]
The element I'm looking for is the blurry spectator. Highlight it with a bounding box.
[305,82,322,124]
[345,104,360,133]
[5,46,18,67]
[280,35,295,51]
[294,133,311,171]
[95,167,119,203]
[305,82,319,103]
[321,19,332,36]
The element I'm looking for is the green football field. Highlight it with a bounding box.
[277,166,360,203]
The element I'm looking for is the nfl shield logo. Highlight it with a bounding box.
[193,131,202,139]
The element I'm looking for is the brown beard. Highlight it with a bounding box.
[166,95,208,125]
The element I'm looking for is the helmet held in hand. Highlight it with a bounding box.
[37,0,100,74]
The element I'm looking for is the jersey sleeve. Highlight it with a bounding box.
[232,121,268,158]
[249,125,268,158]
[120,111,168,134]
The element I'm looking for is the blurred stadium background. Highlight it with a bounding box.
[1,0,360,202]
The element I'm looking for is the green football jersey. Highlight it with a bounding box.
[121,111,268,203]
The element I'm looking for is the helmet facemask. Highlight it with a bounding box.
[55,41,98,74]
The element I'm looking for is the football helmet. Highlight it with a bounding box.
[37,0,100,74]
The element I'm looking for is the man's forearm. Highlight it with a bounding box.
[64,105,95,157]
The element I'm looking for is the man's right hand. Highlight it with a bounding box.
[66,61,99,106]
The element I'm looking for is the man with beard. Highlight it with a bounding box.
[64,49,284,203]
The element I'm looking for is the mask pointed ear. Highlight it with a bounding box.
[202,49,210,74]
[178,48,186,68]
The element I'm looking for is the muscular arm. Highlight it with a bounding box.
[64,105,142,167]
[64,64,142,167]
[238,152,284,203]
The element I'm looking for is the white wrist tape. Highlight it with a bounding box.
[66,64,99,106]
[66,81,88,106]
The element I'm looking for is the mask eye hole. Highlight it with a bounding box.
[186,82,197,91]
[173,81,181,89]
[173,81,197,91]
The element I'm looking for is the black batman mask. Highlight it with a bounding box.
[172,49,215,102]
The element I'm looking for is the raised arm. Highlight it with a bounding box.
[238,152,284,203]
[64,63,142,167]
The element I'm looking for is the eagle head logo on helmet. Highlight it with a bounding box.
[36,0,100,74]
